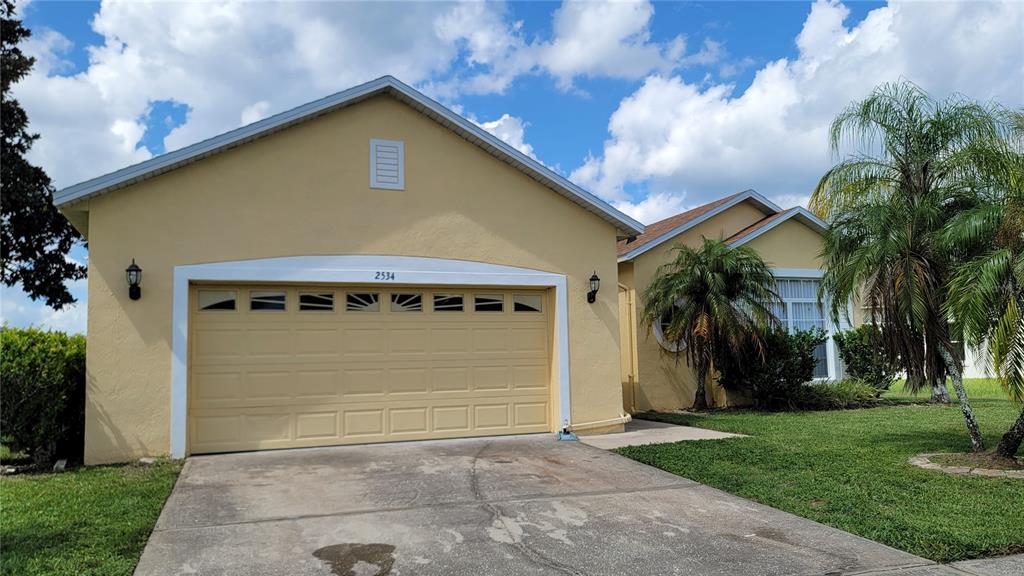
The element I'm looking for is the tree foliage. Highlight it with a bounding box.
[812,81,1022,454]
[1,0,85,309]
[641,237,779,410]
[941,109,1024,457]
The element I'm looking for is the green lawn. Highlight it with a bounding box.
[619,380,1024,563]
[0,461,182,576]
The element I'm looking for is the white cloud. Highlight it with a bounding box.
[240,101,271,126]
[573,0,1024,209]
[14,0,701,190]
[473,113,536,159]
[613,192,689,224]
[535,0,684,91]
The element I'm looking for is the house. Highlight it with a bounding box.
[617,190,840,412]
[54,76,645,465]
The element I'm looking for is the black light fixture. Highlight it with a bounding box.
[587,271,600,304]
[126,259,142,300]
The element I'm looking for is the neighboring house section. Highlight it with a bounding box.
[55,76,644,464]
[617,190,839,412]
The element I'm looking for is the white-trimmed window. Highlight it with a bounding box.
[370,139,404,190]
[775,278,830,379]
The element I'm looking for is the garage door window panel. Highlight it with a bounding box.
[299,293,334,311]
[474,294,504,312]
[250,291,286,311]
[513,294,543,313]
[391,293,423,312]
[198,290,237,311]
[433,294,464,312]
[346,293,380,312]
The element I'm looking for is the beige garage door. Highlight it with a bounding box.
[188,284,552,454]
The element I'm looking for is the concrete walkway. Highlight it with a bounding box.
[948,554,1024,576]
[137,434,959,575]
[579,418,745,450]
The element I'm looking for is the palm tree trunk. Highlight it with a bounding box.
[694,360,709,411]
[930,379,951,404]
[937,346,985,452]
[996,409,1024,459]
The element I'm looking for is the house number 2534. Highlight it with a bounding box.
[375,271,396,281]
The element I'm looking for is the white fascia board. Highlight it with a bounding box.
[729,207,828,248]
[617,189,782,262]
[54,76,644,237]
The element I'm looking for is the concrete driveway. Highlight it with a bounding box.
[137,434,948,576]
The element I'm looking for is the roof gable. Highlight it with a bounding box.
[55,76,643,237]
[617,189,781,261]
[726,206,828,247]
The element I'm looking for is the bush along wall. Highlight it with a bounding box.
[834,324,901,394]
[716,327,827,410]
[0,326,86,466]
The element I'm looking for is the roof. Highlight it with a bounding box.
[55,76,644,237]
[617,189,781,261]
[726,206,828,246]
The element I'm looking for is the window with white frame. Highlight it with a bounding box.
[775,278,830,379]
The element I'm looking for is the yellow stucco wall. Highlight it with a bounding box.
[72,95,625,464]
[745,219,825,269]
[623,206,826,412]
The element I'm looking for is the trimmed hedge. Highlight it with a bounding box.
[0,326,86,465]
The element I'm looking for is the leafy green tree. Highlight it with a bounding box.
[943,110,1024,457]
[641,237,779,410]
[812,81,1018,452]
[1,0,85,309]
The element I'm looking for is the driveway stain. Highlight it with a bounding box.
[313,543,396,576]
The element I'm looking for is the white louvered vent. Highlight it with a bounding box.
[370,139,404,190]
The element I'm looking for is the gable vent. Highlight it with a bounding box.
[370,139,404,190]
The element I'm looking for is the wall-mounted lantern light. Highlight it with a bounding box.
[126,259,142,301]
[587,271,600,304]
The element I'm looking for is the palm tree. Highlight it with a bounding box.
[944,110,1024,457]
[811,82,1018,452]
[641,237,779,410]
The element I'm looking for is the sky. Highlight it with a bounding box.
[2,0,1022,335]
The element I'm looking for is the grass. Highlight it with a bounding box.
[618,379,1024,563]
[0,460,182,576]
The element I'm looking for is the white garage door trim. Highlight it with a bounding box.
[171,255,571,458]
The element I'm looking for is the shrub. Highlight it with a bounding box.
[834,324,900,393]
[717,327,827,410]
[797,379,880,410]
[0,326,86,466]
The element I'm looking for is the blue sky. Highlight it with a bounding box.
[3,0,1021,334]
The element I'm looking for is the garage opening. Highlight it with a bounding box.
[188,284,552,454]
